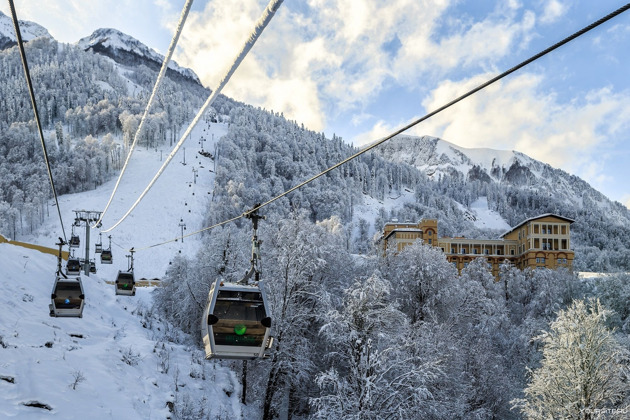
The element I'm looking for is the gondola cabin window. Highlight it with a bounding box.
[212,291,266,346]
[117,272,135,290]
[53,282,82,309]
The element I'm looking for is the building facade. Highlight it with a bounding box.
[382,214,574,278]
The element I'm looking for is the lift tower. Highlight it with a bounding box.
[73,210,102,276]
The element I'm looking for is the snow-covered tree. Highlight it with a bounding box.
[312,271,441,420]
[513,299,630,419]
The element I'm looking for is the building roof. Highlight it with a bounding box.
[383,227,424,241]
[500,213,575,238]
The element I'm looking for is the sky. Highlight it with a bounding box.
[2,0,630,208]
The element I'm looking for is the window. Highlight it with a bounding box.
[428,230,433,236]
[484,249,489,255]
[536,257,546,264]
[428,239,432,245]
[473,249,478,254]
[451,248,455,254]
[558,258,567,264]
[461,248,467,254]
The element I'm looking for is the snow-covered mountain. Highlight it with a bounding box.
[0,10,51,50]
[0,12,200,86]
[375,135,629,222]
[77,28,201,85]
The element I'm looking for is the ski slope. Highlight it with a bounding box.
[0,121,246,419]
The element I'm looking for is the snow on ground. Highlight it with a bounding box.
[352,188,417,240]
[1,121,245,419]
[23,120,226,281]
[467,197,512,232]
[0,243,241,419]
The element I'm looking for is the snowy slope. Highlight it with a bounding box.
[1,121,246,419]
[0,10,51,50]
[22,121,226,281]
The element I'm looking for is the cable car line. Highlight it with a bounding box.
[92,0,195,229]
[101,0,285,234]
[130,2,630,254]
[8,0,68,242]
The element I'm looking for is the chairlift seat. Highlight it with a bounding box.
[49,276,85,318]
[115,271,136,296]
[201,281,273,360]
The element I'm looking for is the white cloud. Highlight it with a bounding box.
[540,0,568,24]
[414,73,630,191]
[171,0,545,134]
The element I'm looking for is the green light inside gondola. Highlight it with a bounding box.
[234,324,247,335]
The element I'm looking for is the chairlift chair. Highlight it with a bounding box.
[49,275,85,318]
[201,280,273,360]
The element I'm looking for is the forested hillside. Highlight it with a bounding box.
[0,36,238,238]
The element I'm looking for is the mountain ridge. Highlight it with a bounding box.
[375,135,630,223]
[0,11,200,85]
[0,10,51,49]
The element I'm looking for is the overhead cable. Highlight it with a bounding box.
[133,2,630,252]
[102,0,284,233]
[8,0,67,241]
[93,0,195,229]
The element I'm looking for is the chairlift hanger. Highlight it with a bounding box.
[49,238,85,318]
[201,207,273,360]
[115,248,136,296]
[100,235,113,264]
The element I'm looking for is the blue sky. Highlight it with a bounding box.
[3,0,630,208]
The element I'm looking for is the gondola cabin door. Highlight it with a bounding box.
[49,276,85,318]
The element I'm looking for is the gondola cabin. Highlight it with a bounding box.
[49,276,85,318]
[66,258,82,275]
[201,281,273,360]
[115,271,136,296]
[69,235,80,248]
[95,243,103,253]
[101,249,113,264]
